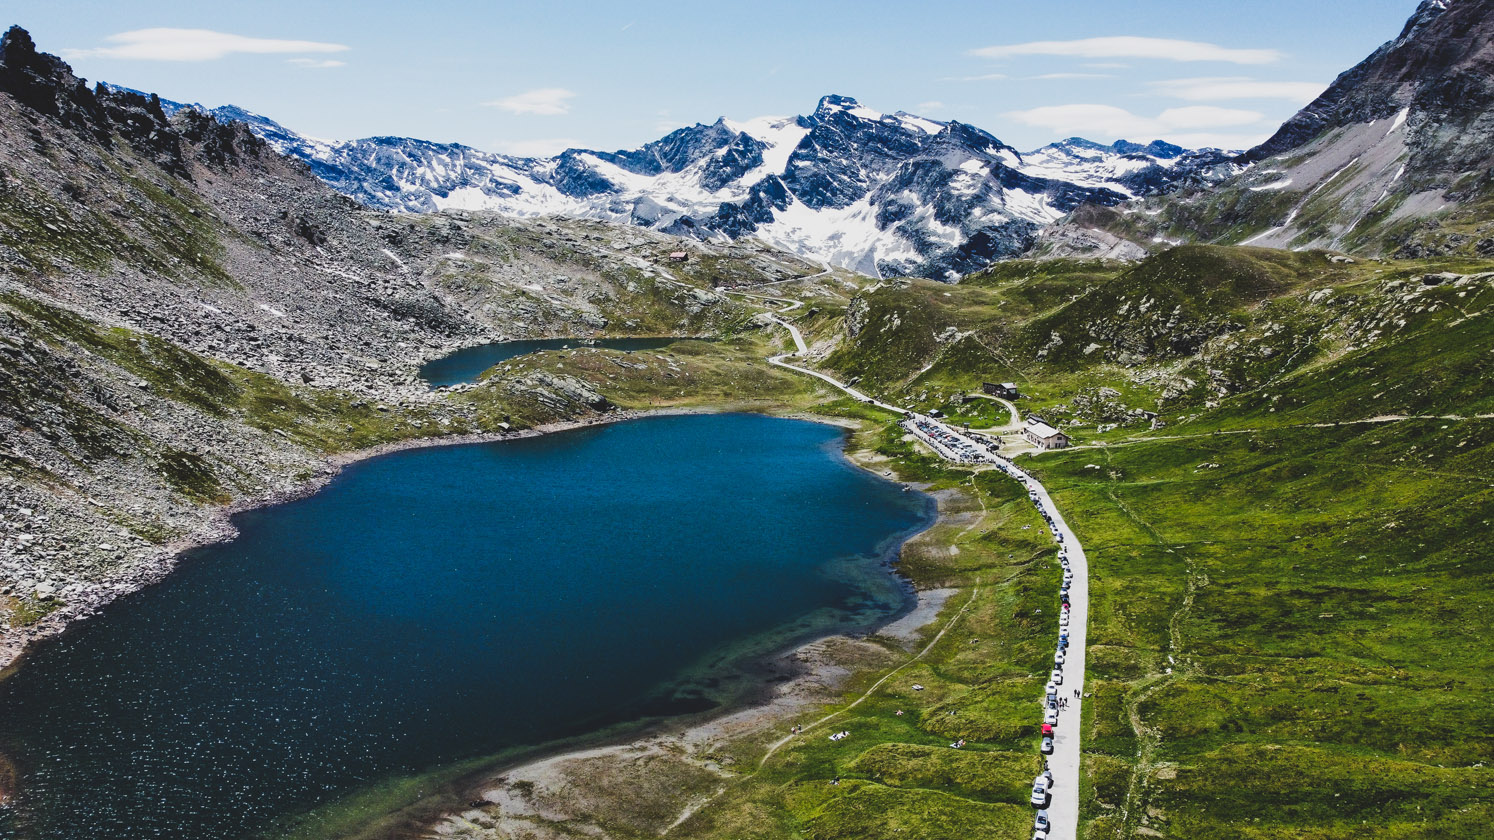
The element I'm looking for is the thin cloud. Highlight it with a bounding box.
[1026,72,1114,80]
[942,73,1009,82]
[1150,76,1324,102]
[1006,103,1265,144]
[971,36,1282,65]
[916,101,946,112]
[63,28,348,62]
[485,88,577,116]
[287,58,345,69]
[494,138,582,157]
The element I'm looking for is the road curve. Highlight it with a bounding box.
[763,315,1086,840]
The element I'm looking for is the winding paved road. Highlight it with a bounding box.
[763,313,1087,840]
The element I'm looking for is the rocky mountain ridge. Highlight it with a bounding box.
[141,90,1233,280]
[1053,0,1494,260]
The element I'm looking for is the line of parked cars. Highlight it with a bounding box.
[903,416,986,463]
[916,420,1075,840]
[1001,466,1074,840]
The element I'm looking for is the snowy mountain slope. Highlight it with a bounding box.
[132,89,1229,279]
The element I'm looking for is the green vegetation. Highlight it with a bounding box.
[652,244,1494,840]
[3,594,63,628]
[1033,416,1494,838]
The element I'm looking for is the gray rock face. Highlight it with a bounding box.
[1243,0,1486,165]
[1061,0,1494,259]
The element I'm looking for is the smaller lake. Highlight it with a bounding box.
[420,338,693,388]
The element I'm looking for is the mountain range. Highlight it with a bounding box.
[136,91,1236,280]
[1057,0,1494,260]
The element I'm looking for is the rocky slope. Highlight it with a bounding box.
[142,90,1229,281]
[1053,0,1494,259]
[0,26,822,662]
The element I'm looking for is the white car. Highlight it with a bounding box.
[1052,670,1063,685]
[1054,652,1065,666]
[1030,779,1048,806]
[1044,708,1058,725]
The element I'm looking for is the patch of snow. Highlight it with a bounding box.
[1386,107,1409,136]
[1249,178,1293,191]
[380,248,409,272]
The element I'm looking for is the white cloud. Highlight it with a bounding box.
[1005,103,1267,146]
[915,100,946,112]
[1026,72,1114,80]
[287,58,345,69]
[485,88,577,116]
[971,36,1282,65]
[63,28,348,62]
[494,138,581,157]
[1150,76,1324,103]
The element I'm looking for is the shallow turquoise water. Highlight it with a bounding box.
[418,337,691,388]
[0,414,932,839]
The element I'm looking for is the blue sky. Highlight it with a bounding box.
[14,0,1420,155]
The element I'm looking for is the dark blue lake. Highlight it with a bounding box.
[419,338,692,388]
[0,414,932,839]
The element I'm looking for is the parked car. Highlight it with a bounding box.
[1035,809,1051,831]
[1052,670,1063,685]
[1038,768,1054,787]
[1030,779,1048,806]
[1041,736,1054,754]
[1044,709,1058,725]
[1054,651,1065,665]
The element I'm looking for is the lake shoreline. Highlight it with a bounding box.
[0,405,729,675]
[0,403,951,840]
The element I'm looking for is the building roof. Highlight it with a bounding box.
[1026,421,1066,439]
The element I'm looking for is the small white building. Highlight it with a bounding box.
[1023,420,1070,450]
